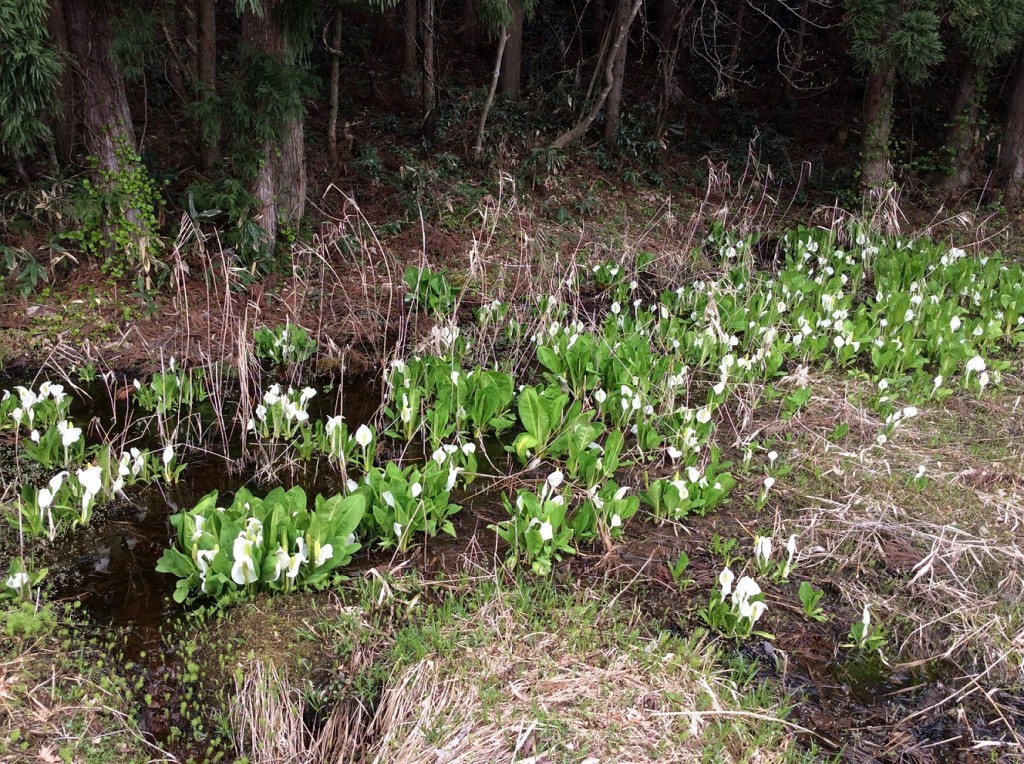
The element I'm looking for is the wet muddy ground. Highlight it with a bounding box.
[3,368,1021,763]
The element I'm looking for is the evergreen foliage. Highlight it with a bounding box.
[846,0,944,81]
[947,0,1024,67]
[476,0,537,34]
[111,5,159,81]
[0,0,62,159]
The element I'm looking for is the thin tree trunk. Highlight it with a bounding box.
[327,4,343,163]
[655,0,693,151]
[460,0,481,51]
[940,60,981,198]
[161,19,189,103]
[860,63,896,198]
[657,0,678,55]
[603,0,631,147]
[550,0,642,150]
[474,26,510,161]
[197,0,217,170]
[185,0,198,78]
[380,7,401,66]
[500,0,524,98]
[585,20,612,103]
[12,151,30,186]
[998,51,1024,209]
[403,0,418,78]
[48,0,74,166]
[784,0,810,100]
[590,0,608,51]
[724,0,746,99]
[421,0,437,139]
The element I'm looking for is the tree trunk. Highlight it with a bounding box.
[860,63,895,198]
[241,0,306,243]
[327,4,343,163]
[460,0,481,51]
[421,0,437,139]
[64,0,136,172]
[64,0,152,261]
[724,0,746,99]
[380,7,402,67]
[589,0,608,51]
[655,0,693,151]
[940,60,981,198]
[657,0,678,55]
[184,0,198,79]
[474,26,510,160]
[11,151,30,186]
[500,0,524,98]
[585,19,612,103]
[550,0,642,150]
[998,51,1024,209]
[196,0,217,170]
[48,0,74,166]
[161,15,189,103]
[277,118,306,225]
[784,0,810,100]
[603,0,631,148]
[403,0,418,78]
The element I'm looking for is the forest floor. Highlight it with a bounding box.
[1,171,1023,763]
[2,155,1017,376]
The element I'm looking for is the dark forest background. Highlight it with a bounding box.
[3,0,1024,294]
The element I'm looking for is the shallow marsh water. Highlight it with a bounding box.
[2,368,1019,761]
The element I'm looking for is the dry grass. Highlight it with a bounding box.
[754,374,1024,756]
[230,660,311,764]
[335,582,815,764]
[362,595,712,764]
[227,578,809,764]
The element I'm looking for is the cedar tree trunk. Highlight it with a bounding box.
[500,0,524,98]
[241,0,306,243]
[998,51,1024,209]
[421,0,437,139]
[403,0,418,78]
[940,60,980,198]
[48,0,75,165]
[860,62,896,198]
[197,0,217,170]
[64,0,136,172]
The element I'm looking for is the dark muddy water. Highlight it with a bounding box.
[3,370,383,645]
